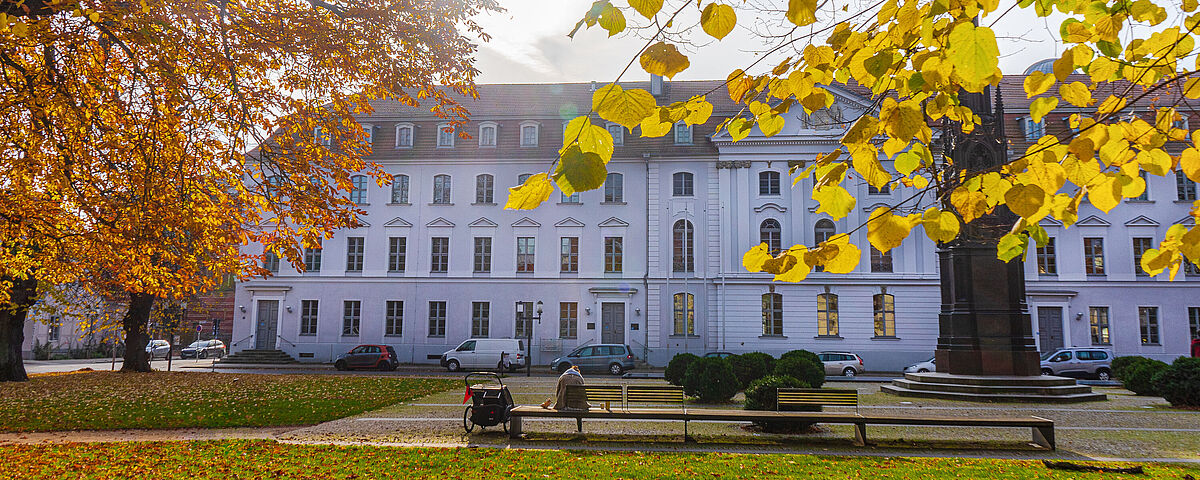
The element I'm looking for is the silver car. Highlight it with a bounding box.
[818,351,865,377]
[904,357,936,373]
[1040,348,1113,380]
[550,344,637,376]
[145,340,171,360]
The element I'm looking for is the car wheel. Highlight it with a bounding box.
[609,363,624,376]
[1096,369,1111,381]
[199,351,208,359]
[556,363,571,373]
[842,367,857,377]
[917,369,929,373]
[378,361,391,372]
[446,359,460,372]
[335,360,347,371]
[1041,368,1053,376]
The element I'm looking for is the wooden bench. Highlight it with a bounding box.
[511,384,686,437]
[778,388,859,413]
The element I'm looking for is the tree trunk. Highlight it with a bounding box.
[0,276,37,382]
[120,292,155,373]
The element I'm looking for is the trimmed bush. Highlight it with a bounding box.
[1122,358,1168,396]
[729,352,773,389]
[1112,355,1153,380]
[780,349,822,366]
[1153,357,1200,408]
[664,353,699,386]
[774,352,825,389]
[683,356,740,403]
[743,374,807,411]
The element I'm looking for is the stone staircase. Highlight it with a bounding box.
[217,349,299,365]
[880,372,1107,403]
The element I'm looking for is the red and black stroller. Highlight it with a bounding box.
[462,372,514,433]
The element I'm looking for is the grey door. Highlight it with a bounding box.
[601,303,625,344]
[254,300,279,350]
[1037,307,1064,353]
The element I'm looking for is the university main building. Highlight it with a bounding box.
[232,71,1200,370]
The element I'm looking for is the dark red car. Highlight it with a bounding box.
[334,345,399,371]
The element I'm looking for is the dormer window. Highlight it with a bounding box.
[437,124,455,148]
[607,123,624,146]
[1020,117,1044,141]
[395,123,414,148]
[361,123,374,146]
[315,126,331,146]
[673,122,692,144]
[520,122,539,147]
[479,122,497,147]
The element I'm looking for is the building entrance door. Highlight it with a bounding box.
[601,302,625,344]
[255,300,279,350]
[1037,306,1063,353]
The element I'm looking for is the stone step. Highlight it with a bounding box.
[902,372,1078,387]
[218,349,298,364]
[880,384,1107,403]
[891,378,1095,396]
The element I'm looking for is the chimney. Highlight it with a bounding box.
[590,81,598,92]
[650,74,663,97]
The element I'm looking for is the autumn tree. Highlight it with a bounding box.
[0,0,499,379]
[507,0,1200,282]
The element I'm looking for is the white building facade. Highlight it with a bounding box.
[234,79,1200,370]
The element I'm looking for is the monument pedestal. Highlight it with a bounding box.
[881,373,1106,403]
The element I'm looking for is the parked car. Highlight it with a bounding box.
[818,351,865,377]
[703,351,735,359]
[550,344,637,376]
[145,340,171,360]
[440,338,526,372]
[336,345,400,371]
[180,339,226,359]
[1040,347,1113,380]
[904,357,936,373]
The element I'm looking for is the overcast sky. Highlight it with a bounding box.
[470,0,1080,85]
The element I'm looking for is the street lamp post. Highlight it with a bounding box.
[527,301,542,377]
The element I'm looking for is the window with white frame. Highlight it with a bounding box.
[759,219,781,252]
[1090,306,1110,344]
[762,293,783,336]
[361,123,374,146]
[673,219,695,272]
[433,174,451,204]
[478,123,497,147]
[873,293,896,337]
[673,122,692,144]
[1190,307,1200,340]
[1037,237,1057,275]
[870,246,893,273]
[516,237,535,273]
[391,174,409,204]
[520,123,539,147]
[607,124,624,145]
[673,292,695,336]
[476,174,494,204]
[349,175,368,205]
[388,237,406,272]
[560,237,579,273]
[395,124,413,148]
[561,191,580,203]
[672,172,694,196]
[1021,117,1044,141]
[1178,170,1198,201]
[1131,170,1150,201]
[385,300,403,336]
[263,251,279,273]
[300,300,318,335]
[1139,306,1159,344]
[314,126,331,146]
[517,173,532,185]
[437,124,455,147]
[342,300,361,336]
[471,301,490,337]
[1132,237,1152,276]
[814,219,835,272]
[474,237,492,273]
[430,237,449,273]
[428,301,446,337]
[604,173,624,202]
[345,237,364,272]
[817,293,839,337]
[1084,237,1105,275]
[759,171,781,195]
[559,302,578,339]
[304,245,322,272]
[604,237,623,273]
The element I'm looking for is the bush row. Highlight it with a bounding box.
[664,350,826,404]
[1114,355,1200,407]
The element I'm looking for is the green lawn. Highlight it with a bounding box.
[2,440,1195,479]
[0,372,454,431]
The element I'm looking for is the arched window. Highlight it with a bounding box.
[391,174,409,204]
[762,293,783,336]
[395,124,413,148]
[814,219,836,272]
[433,174,451,204]
[817,293,839,337]
[759,171,780,195]
[517,173,532,185]
[873,293,896,337]
[673,293,694,336]
[478,123,497,147]
[349,175,367,205]
[759,219,781,252]
[672,172,694,196]
[672,219,694,273]
[604,173,624,203]
[475,174,494,204]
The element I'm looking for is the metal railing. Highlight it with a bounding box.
[275,335,296,349]
[230,334,254,348]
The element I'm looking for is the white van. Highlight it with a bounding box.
[440,339,526,372]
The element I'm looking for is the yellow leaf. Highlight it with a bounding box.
[787,0,817,26]
[773,247,812,282]
[1184,78,1200,99]
[1058,81,1093,107]
[1029,97,1058,124]
[684,96,713,126]
[1139,248,1170,277]
[850,145,891,188]
[762,252,799,274]
[757,112,785,137]
[1023,71,1056,98]
[822,234,861,274]
[553,145,608,195]
[743,243,772,272]
[628,0,663,19]
[598,4,626,36]
[1021,159,1066,194]
[1181,148,1200,182]
[1005,184,1048,221]
[727,69,754,102]
[947,22,1000,91]
[700,3,737,40]
[1087,174,1122,213]
[727,117,753,141]
[997,233,1029,262]
[639,110,673,138]
[505,173,554,210]
[1096,95,1127,116]
[640,42,690,79]
[950,186,989,223]
[592,84,657,130]
[867,207,914,253]
[562,116,614,162]
[879,97,923,142]
[842,115,879,145]
[921,207,960,243]
[1089,57,1119,82]
[812,186,856,220]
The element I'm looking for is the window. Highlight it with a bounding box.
[395,124,413,148]
[1178,171,1198,201]
[673,293,695,336]
[386,301,403,336]
[817,293,839,337]
[1132,237,1152,276]
[759,171,781,195]
[1131,170,1150,201]
[303,245,322,272]
[388,237,406,272]
[560,302,578,339]
[428,301,446,337]
[314,126,330,146]
[1036,238,1057,275]
[870,246,893,273]
[560,237,579,273]
[521,124,538,147]
[1084,238,1105,275]
[673,219,695,272]
[300,300,318,335]
[868,183,891,195]
[604,173,624,202]
[361,123,374,146]
[1190,307,1200,340]
[345,237,364,272]
[672,172,694,196]
[814,219,836,272]
[433,174,451,204]
[391,174,409,203]
[430,237,449,273]
[516,237,535,273]
[604,236,623,273]
[673,122,692,144]
[475,174,494,204]
[1089,306,1110,344]
[471,302,490,338]
[349,175,367,204]
[48,321,59,341]
[473,237,492,273]
[561,191,580,203]
[517,173,532,185]
[607,124,624,145]
[479,124,496,147]
[1139,306,1159,344]
[873,293,896,337]
[342,300,361,336]
[762,293,783,336]
[437,124,455,147]
[759,219,781,252]
[263,252,279,273]
[514,301,533,338]
[1021,117,1044,141]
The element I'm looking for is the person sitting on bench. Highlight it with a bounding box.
[540,365,589,410]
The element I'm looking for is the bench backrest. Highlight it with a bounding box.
[777,388,858,412]
[567,385,623,406]
[626,385,685,409]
